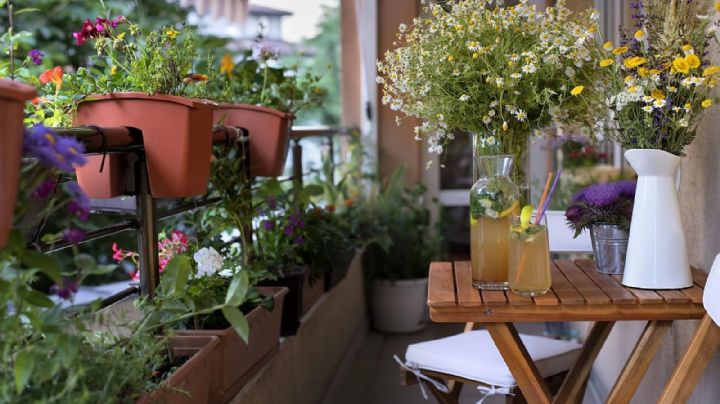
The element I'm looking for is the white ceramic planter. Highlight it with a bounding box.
[370,278,428,333]
[622,149,692,289]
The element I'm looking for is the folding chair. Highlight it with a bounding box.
[658,253,720,403]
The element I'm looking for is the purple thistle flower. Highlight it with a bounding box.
[616,180,637,198]
[50,278,78,300]
[28,49,44,65]
[570,188,587,204]
[283,224,295,236]
[565,205,583,224]
[583,183,620,207]
[33,179,56,199]
[62,228,86,243]
[262,219,275,230]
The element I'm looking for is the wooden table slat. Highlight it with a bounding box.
[481,290,508,306]
[555,260,611,305]
[453,262,482,306]
[655,290,693,304]
[680,285,704,304]
[574,259,636,304]
[533,288,559,305]
[611,275,665,304]
[549,264,586,305]
[506,290,534,306]
[691,268,708,287]
[427,262,456,307]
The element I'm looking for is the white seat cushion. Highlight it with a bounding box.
[405,330,582,387]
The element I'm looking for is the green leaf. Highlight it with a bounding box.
[14,7,40,15]
[74,253,97,272]
[222,306,249,343]
[15,350,34,393]
[159,256,191,296]
[57,335,80,368]
[20,250,61,283]
[224,271,249,307]
[19,289,54,308]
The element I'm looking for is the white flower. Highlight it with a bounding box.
[565,67,575,78]
[516,110,527,122]
[459,94,470,102]
[642,105,653,113]
[376,76,385,84]
[495,77,505,87]
[482,115,491,124]
[590,10,599,21]
[486,136,496,146]
[672,106,681,113]
[521,63,537,74]
[218,268,235,278]
[399,23,407,33]
[193,247,224,278]
[488,110,496,117]
[643,95,654,103]
[679,118,690,128]
[653,99,666,109]
[510,73,522,79]
[489,100,498,108]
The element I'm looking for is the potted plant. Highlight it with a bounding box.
[358,168,441,334]
[206,47,327,177]
[46,17,215,198]
[565,180,636,275]
[600,0,720,288]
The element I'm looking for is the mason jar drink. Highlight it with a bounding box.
[470,154,519,289]
[508,215,551,296]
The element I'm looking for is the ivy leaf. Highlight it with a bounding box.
[224,271,249,307]
[20,250,61,283]
[15,350,34,393]
[221,306,249,343]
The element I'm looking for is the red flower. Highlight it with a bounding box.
[39,66,63,87]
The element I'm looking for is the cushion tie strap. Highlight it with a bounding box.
[393,355,449,400]
[476,385,514,404]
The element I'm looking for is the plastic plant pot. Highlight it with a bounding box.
[75,154,128,198]
[75,93,215,198]
[213,104,293,177]
[0,79,36,247]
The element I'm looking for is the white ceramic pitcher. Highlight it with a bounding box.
[622,149,692,289]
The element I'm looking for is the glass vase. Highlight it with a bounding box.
[473,133,529,205]
[470,154,520,289]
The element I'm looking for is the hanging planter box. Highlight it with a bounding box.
[213,104,293,177]
[176,287,288,403]
[137,335,220,404]
[0,79,36,247]
[75,154,128,198]
[75,93,215,198]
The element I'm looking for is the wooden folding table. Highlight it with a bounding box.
[427,259,707,404]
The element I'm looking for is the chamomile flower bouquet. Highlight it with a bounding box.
[377,0,606,182]
[601,0,720,155]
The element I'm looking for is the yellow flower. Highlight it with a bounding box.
[220,54,234,75]
[447,55,454,62]
[628,85,638,94]
[638,67,649,77]
[634,30,646,41]
[673,57,690,74]
[715,1,720,12]
[166,29,179,39]
[599,59,613,67]
[571,85,584,96]
[117,32,126,40]
[651,89,665,100]
[681,44,694,55]
[110,65,117,75]
[472,52,479,59]
[612,46,628,55]
[704,66,720,76]
[649,68,661,75]
[702,99,713,108]
[684,103,692,110]
[624,56,647,69]
[685,54,701,69]
[603,41,613,50]
[624,75,635,83]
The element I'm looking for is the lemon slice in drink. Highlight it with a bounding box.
[520,204,534,230]
[498,201,519,219]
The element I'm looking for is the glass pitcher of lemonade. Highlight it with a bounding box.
[470,155,519,289]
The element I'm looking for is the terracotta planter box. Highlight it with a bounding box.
[302,271,325,314]
[76,154,128,198]
[0,79,36,247]
[213,104,293,177]
[176,287,288,403]
[137,335,220,404]
[75,93,215,198]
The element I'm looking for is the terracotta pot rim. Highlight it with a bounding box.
[216,103,294,119]
[81,92,217,110]
[0,78,37,101]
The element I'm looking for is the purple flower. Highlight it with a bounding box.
[62,228,86,243]
[50,278,78,300]
[266,196,277,210]
[66,181,90,221]
[616,180,637,198]
[252,43,279,61]
[33,179,56,199]
[570,188,587,204]
[262,219,275,230]
[583,183,619,207]
[111,16,125,28]
[293,235,304,245]
[28,49,44,65]
[23,126,87,173]
[565,205,583,224]
[54,136,87,171]
[283,224,295,236]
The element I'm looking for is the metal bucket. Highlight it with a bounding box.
[590,224,629,275]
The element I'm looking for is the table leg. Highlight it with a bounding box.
[658,315,720,404]
[486,322,552,404]
[605,320,672,403]
[553,321,615,404]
